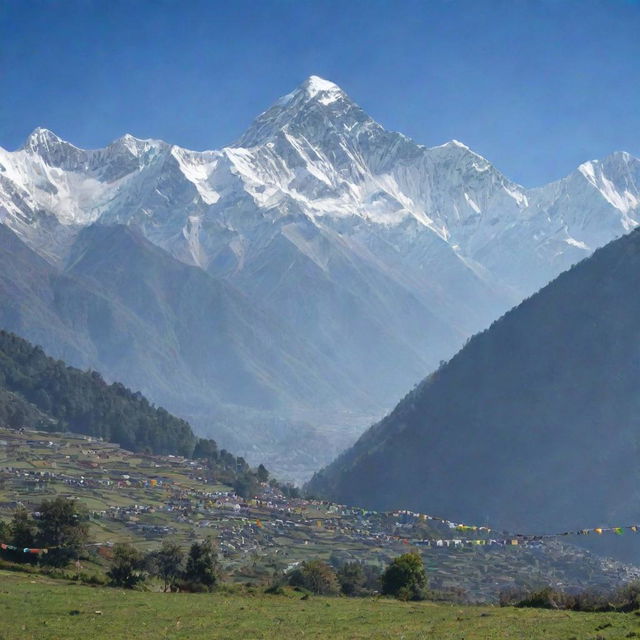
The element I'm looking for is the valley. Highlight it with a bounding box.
[2,76,639,479]
[4,2,640,637]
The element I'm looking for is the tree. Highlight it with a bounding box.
[183,538,219,591]
[362,563,383,593]
[289,560,340,595]
[235,457,249,473]
[381,552,428,601]
[233,473,259,499]
[9,507,36,549]
[152,540,184,592]
[257,464,269,483]
[107,543,145,588]
[280,483,300,499]
[193,438,218,462]
[337,561,367,596]
[36,496,89,566]
[0,519,10,542]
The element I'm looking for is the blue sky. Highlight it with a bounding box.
[1,0,639,186]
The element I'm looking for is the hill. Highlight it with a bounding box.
[307,228,640,563]
[0,328,196,455]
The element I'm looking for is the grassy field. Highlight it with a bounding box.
[0,571,639,640]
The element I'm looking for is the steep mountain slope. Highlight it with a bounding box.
[0,222,153,372]
[1,76,639,479]
[0,328,195,455]
[307,228,640,560]
[0,330,273,490]
[65,224,359,413]
[0,224,369,475]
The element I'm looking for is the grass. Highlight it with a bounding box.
[1,571,639,640]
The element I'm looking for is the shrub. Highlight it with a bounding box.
[614,582,640,612]
[381,552,428,601]
[501,582,640,613]
[183,538,219,591]
[264,583,285,595]
[107,543,146,588]
[514,586,576,610]
[288,560,340,596]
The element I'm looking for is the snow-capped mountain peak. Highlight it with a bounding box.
[297,75,345,102]
[110,133,165,156]
[22,127,66,151]
[270,75,349,110]
[235,75,369,148]
[20,127,85,169]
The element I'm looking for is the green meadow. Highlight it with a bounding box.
[1,571,639,640]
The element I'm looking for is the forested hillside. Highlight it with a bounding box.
[0,329,194,456]
[307,228,640,562]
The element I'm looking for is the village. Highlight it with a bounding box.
[1,426,637,603]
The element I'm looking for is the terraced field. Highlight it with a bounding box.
[1,428,638,602]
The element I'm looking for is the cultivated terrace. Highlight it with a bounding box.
[0,427,636,603]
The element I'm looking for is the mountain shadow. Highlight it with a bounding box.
[307,228,640,563]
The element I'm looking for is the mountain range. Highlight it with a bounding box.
[1,75,639,479]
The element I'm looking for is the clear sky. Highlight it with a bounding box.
[1,0,639,186]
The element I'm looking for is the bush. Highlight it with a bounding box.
[264,583,285,595]
[107,543,145,588]
[500,582,640,613]
[381,552,428,601]
[183,538,219,591]
[288,560,340,596]
[614,582,640,612]
[514,586,576,610]
[176,580,211,593]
